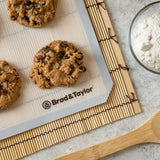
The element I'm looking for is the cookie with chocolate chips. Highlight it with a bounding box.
[29,40,86,89]
[6,0,57,28]
[0,61,21,110]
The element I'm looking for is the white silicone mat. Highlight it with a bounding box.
[0,0,113,140]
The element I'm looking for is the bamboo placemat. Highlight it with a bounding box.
[0,0,141,159]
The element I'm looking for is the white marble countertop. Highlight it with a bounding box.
[23,0,160,159]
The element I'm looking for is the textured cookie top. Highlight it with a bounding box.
[7,0,57,27]
[29,40,86,89]
[0,61,21,109]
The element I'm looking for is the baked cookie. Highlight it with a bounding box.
[29,40,86,89]
[0,61,21,110]
[6,0,57,28]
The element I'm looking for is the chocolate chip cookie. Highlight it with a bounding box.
[29,40,86,89]
[0,61,21,110]
[7,0,57,28]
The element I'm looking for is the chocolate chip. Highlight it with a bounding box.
[0,89,7,95]
[76,55,83,60]
[83,67,87,72]
[39,46,50,54]
[64,55,70,60]
[48,56,52,60]
[58,51,65,59]
[38,70,43,75]
[70,65,74,70]
[70,53,73,56]
[44,46,50,52]
[33,20,40,25]
[60,42,68,48]
[70,65,75,75]
[79,66,86,72]
[0,85,3,89]
[23,16,29,22]
[46,78,50,82]
[71,76,76,79]
[75,60,80,66]
[78,52,82,55]
[42,3,46,6]
[73,48,78,52]
[35,55,45,62]
[11,15,16,20]
[24,1,34,6]
[37,55,45,60]
[79,66,83,70]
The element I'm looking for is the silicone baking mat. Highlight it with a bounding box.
[0,0,113,140]
[0,0,141,159]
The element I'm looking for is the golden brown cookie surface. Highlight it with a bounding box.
[29,40,86,89]
[6,0,57,28]
[0,61,21,110]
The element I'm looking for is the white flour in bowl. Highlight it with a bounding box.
[132,13,160,70]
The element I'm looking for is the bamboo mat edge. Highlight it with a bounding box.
[0,1,141,160]
[96,0,141,114]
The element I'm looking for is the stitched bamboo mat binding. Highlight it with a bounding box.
[0,0,141,159]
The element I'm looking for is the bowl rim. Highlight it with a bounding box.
[129,1,160,74]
